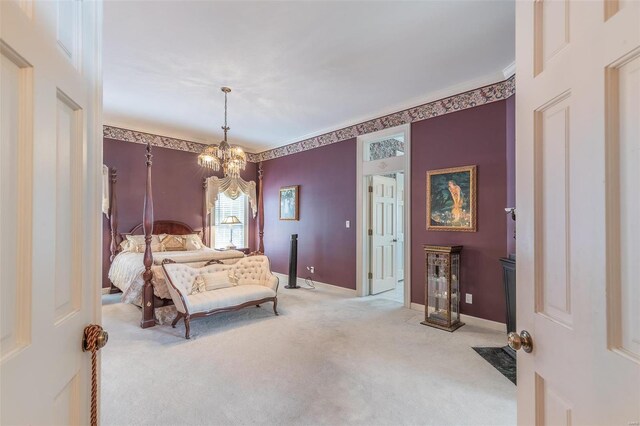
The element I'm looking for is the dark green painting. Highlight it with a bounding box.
[427,165,477,232]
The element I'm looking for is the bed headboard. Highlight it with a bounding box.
[114,220,201,253]
[127,220,199,236]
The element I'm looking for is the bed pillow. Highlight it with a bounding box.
[184,234,204,251]
[119,240,132,252]
[160,234,187,251]
[126,234,163,252]
[201,271,236,291]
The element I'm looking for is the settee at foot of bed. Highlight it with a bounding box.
[162,255,279,339]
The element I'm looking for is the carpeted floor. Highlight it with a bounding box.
[101,284,516,425]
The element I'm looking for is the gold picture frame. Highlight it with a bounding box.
[279,185,299,221]
[426,165,477,232]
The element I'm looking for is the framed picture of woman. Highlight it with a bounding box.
[279,185,300,221]
[426,165,477,232]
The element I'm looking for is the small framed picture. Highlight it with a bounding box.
[279,185,299,221]
[427,165,477,232]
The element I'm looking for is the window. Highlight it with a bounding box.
[212,192,248,249]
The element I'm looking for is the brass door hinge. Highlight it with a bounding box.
[368,186,373,193]
[368,272,373,280]
[368,229,372,236]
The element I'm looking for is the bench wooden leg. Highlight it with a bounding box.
[171,312,182,328]
[184,316,191,339]
[273,297,279,316]
[256,304,260,307]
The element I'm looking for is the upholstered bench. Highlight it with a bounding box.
[161,255,279,339]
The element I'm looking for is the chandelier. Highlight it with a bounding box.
[198,87,247,178]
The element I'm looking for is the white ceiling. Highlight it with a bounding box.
[103,1,515,153]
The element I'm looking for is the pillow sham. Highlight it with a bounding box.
[160,234,187,251]
[184,234,204,251]
[119,240,132,252]
[125,234,163,252]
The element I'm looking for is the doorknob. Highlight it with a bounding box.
[82,325,108,352]
[508,330,533,353]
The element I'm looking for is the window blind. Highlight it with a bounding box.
[213,193,248,249]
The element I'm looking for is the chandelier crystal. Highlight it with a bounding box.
[198,87,247,178]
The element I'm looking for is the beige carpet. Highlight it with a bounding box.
[101,284,516,425]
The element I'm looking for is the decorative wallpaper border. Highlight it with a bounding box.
[254,75,515,162]
[102,125,261,163]
[104,75,515,163]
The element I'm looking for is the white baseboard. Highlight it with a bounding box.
[410,302,506,333]
[273,273,357,296]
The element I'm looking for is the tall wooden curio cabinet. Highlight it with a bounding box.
[421,245,464,332]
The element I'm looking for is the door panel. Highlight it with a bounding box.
[608,51,640,362]
[516,1,640,424]
[0,42,33,363]
[0,0,102,424]
[535,92,573,328]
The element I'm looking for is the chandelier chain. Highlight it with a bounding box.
[223,88,229,140]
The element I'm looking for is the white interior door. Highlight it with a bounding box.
[1,1,103,424]
[396,172,405,281]
[369,175,397,295]
[516,1,640,424]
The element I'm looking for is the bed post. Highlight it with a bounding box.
[109,168,118,262]
[258,161,264,254]
[202,178,208,246]
[141,142,155,328]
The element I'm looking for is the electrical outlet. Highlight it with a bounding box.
[465,293,473,304]
[345,220,350,228]
[307,266,315,274]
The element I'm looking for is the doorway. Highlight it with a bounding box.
[356,124,411,307]
[368,172,405,303]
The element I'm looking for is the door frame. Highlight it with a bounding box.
[355,124,411,307]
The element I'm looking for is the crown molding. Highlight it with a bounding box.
[261,69,508,153]
[104,74,515,163]
[253,74,515,162]
[502,61,516,79]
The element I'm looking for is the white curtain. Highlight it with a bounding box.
[102,165,110,217]
[206,176,257,218]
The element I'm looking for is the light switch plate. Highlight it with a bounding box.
[345,220,350,228]
[465,293,473,304]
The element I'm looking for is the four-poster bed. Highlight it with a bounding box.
[106,142,266,329]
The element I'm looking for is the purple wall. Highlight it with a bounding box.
[261,139,357,289]
[410,101,508,323]
[260,99,511,323]
[506,95,516,256]
[102,138,257,288]
[106,95,513,321]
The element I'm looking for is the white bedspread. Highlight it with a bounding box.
[108,248,245,305]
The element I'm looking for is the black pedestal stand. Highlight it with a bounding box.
[500,254,517,359]
[285,234,299,289]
